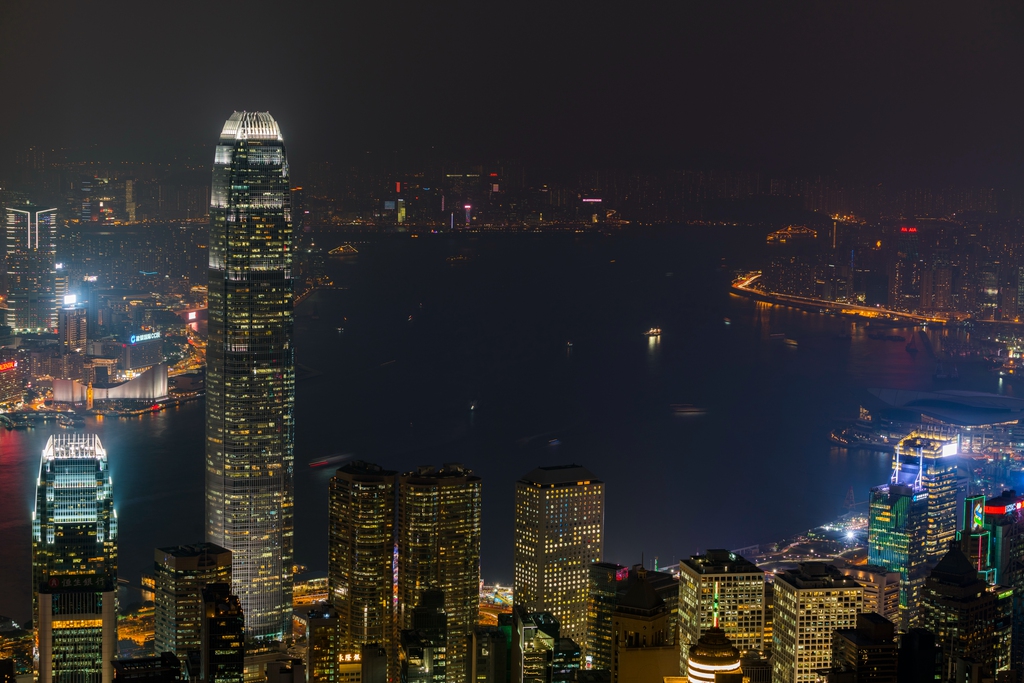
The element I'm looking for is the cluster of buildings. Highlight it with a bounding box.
[14,110,1024,683]
[756,218,1024,321]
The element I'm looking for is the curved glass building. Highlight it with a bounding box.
[206,111,295,641]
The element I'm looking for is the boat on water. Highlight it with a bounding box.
[645,327,661,337]
[769,332,786,340]
[671,403,707,416]
[723,318,731,325]
[784,338,798,347]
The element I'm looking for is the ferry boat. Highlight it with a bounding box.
[671,404,707,416]
[645,328,661,337]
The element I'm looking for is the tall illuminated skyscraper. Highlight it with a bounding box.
[32,434,117,683]
[398,465,482,683]
[891,434,959,560]
[514,465,604,647]
[678,550,766,675]
[5,203,58,332]
[154,543,233,657]
[328,461,397,657]
[868,483,928,630]
[205,111,295,641]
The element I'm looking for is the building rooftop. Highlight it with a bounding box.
[869,388,1024,426]
[615,572,664,615]
[219,111,283,142]
[775,562,863,590]
[929,546,983,587]
[519,464,601,486]
[681,549,762,575]
[156,542,230,558]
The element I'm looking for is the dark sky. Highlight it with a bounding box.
[3,1,1024,181]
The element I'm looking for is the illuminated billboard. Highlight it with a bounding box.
[0,360,16,372]
[130,332,160,344]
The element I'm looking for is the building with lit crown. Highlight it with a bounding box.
[685,627,741,683]
[398,464,481,683]
[205,111,295,642]
[678,549,766,675]
[32,434,117,683]
[891,434,960,561]
[328,461,397,658]
[514,465,604,647]
[5,203,58,332]
[772,563,863,683]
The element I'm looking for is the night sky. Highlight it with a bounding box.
[3,1,1024,181]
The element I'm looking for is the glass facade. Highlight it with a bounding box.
[205,111,295,642]
[32,434,117,683]
[328,462,397,657]
[5,204,58,333]
[867,483,928,631]
[398,465,482,683]
[153,543,233,657]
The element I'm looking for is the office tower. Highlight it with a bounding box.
[896,629,938,683]
[200,584,244,683]
[205,111,295,641]
[5,204,58,332]
[400,590,447,683]
[154,543,232,658]
[305,605,340,683]
[511,609,580,683]
[58,299,88,353]
[112,654,182,683]
[892,434,959,561]
[868,484,928,629]
[920,546,1003,680]
[609,569,678,682]
[828,613,897,683]
[772,563,863,683]
[684,628,741,683]
[327,461,396,657]
[32,434,117,683]
[585,563,678,672]
[467,627,508,683]
[973,490,1024,673]
[398,464,482,682]
[514,465,604,647]
[836,564,900,624]
[678,550,766,674]
[360,645,388,683]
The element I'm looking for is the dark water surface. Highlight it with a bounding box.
[0,230,1011,623]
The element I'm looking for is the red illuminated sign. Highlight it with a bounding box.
[986,501,1023,516]
[900,227,917,233]
[0,360,17,372]
[615,567,629,581]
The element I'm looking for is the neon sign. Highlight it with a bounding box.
[985,501,1023,516]
[130,332,160,344]
[972,501,985,531]
[188,311,197,320]
[0,361,16,372]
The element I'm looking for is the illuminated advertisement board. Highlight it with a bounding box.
[129,332,160,345]
[0,360,16,372]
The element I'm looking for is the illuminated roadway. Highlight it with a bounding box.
[731,273,951,324]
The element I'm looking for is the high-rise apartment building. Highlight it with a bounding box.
[609,570,678,682]
[154,543,232,657]
[58,299,88,353]
[5,203,58,332]
[305,605,340,683]
[835,563,900,625]
[828,613,898,683]
[328,461,397,657]
[772,563,863,683]
[678,550,766,675]
[200,584,245,683]
[205,111,295,641]
[398,465,482,683]
[868,482,929,630]
[32,434,117,683]
[514,465,604,646]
